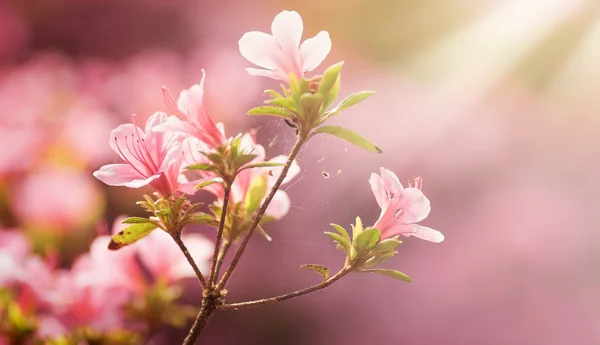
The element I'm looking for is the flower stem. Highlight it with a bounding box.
[208,183,232,287]
[218,265,353,310]
[216,134,307,291]
[172,233,208,290]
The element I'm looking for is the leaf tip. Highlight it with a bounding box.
[108,240,123,250]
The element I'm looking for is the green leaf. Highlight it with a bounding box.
[257,224,272,242]
[329,223,351,244]
[184,213,219,227]
[324,231,351,254]
[121,217,155,224]
[195,177,224,191]
[318,62,344,97]
[322,73,341,110]
[363,252,397,268]
[370,237,402,255]
[267,98,298,112]
[354,228,381,255]
[264,89,283,99]
[109,223,157,250]
[362,269,412,283]
[244,174,268,215]
[351,216,364,242]
[232,154,258,170]
[288,73,301,99]
[312,126,382,153]
[239,161,285,171]
[247,106,294,119]
[187,163,218,172]
[326,91,375,118]
[300,264,330,282]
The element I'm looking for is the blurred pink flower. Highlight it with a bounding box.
[161,70,227,148]
[238,10,331,82]
[93,112,182,197]
[11,167,103,231]
[61,99,118,166]
[0,229,31,286]
[370,168,444,243]
[136,228,213,283]
[51,235,141,333]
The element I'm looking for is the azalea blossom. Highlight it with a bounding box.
[238,10,331,82]
[161,70,227,148]
[370,168,444,243]
[93,112,182,197]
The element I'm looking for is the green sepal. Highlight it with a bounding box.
[247,106,294,119]
[244,173,268,215]
[312,125,382,153]
[300,264,330,282]
[361,268,412,283]
[194,177,225,191]
[109,222,157,250]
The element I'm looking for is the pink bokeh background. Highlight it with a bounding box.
[2,0,600,344]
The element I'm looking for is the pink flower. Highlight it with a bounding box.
[51,235,141,333]
[12,167,103,232]
[238,10,331,82]
[370,168,444,243]
[93,112,182,197]
[161,70,227,148]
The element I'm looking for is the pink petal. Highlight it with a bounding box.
[299,31,331,72]
[144,111,169,133]
[369,172,386,209]
[381,167,404,196]
[93,164,159,188]
[271,10,303,52]
[245,67,278,79]
[395,187,431,224]
[239,31,281,70]
[265,190,291,219]
[177,71,206,115]
[411,225,444,243]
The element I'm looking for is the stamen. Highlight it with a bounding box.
[394,208,404,218]
[162,85,187,119]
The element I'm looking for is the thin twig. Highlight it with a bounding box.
[173,233,208,289]
[214,240,232,280]
[208,183,232,287]
[218,265,353,310]
[216,135,306,291]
